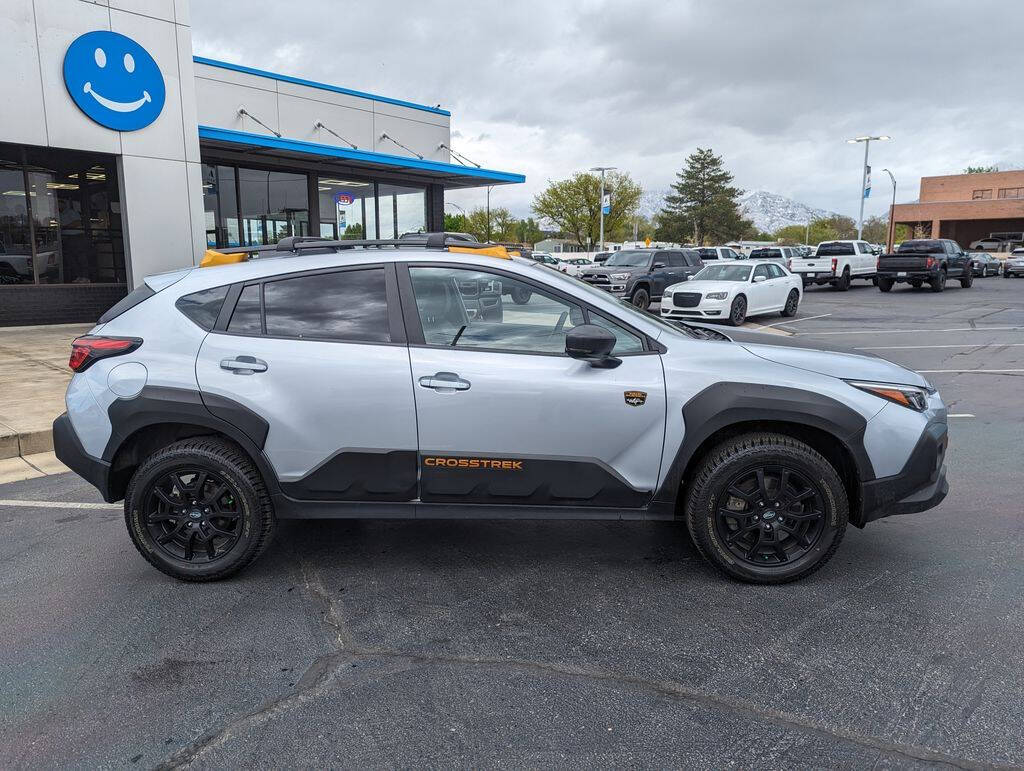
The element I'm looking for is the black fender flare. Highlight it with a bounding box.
[103,386,281,496]
[653,382,875,506]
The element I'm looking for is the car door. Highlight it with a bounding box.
[195,264,420,501]
[765,263,791,308]
[647,250,679,297]
[748,263,774,313]
[401,262,667,509]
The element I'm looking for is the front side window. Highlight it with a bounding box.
[665,252,685,267]
[409,266,584,354]
[588,312,644,354]
[753,264,771,281]
[767,264,787,279]
[263,268,390,342]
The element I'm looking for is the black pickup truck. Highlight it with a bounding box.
[876,239,974,293]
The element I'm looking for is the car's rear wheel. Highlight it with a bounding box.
[832,268,851,291]
[630,287,650,311]
[727,294,746,326]
[780,289,799,317]
[960,270,973,288]
[124,437,275,582]
[683,432,848,583]
[878,277,894,292]
[931,269,947,292]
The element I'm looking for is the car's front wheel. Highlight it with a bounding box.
[683,432,848,583]
[727,294,746,326]
[630,287,650,311]
[124,437,275,582]
[960,269,974,288]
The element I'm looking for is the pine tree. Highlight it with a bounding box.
[656,148,749,245]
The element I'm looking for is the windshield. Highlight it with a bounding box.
[606,250,652,267]
[693,263,752,282]
[897,240,944,254]
[816,242,855,256]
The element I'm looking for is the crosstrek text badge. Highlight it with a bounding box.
[424,457,523,470]
[624,390,647,406]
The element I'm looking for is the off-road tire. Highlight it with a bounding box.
[878,277,894,292]
[683,432,848,584]
[630,287,650,311]
[124,437,275,582]
[960,270,973,288]
[930,269,946,292]
[832,268,851,291]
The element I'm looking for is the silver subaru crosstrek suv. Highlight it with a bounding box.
[54,235,949,584]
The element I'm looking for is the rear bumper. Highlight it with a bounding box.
[859,420,948,524]
[52,412,114,502]
[877,269,938,282]
[794,272,837,285]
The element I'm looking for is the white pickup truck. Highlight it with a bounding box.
[790,239,877,291]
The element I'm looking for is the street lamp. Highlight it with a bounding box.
[590,166,616,251]
[882,168,896,252]
[846,135,891,239]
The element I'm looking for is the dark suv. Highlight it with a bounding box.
[579,248,703,310]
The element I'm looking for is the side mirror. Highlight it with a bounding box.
[753,275,767,283]
[652,262,666,269]
[565,324,621,369]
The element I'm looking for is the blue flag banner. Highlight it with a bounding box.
[864,165,871,199]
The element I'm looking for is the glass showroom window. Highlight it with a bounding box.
[318,177,377,240]
[378,183,426,239]
[0,141,125,285]
[202,164,240,248]
[238,168,309,246]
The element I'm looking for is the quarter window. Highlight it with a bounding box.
[587,313,644,354]
[262,268,390,342]
[409,266,584,354]
[176,285,228,330]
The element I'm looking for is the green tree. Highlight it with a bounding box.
[511,217,545,245]
[964,165,999,174]
[443,212,468,232]
[655,148,750,244]
[531,171,643,249]
[861,215,891,244]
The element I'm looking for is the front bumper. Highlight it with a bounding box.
[52,412,114,502]
[859,419,948,524]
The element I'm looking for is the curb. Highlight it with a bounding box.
[0,428,54,461]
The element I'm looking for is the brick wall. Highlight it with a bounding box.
[0,285,128,327]
[920,171,1024,202]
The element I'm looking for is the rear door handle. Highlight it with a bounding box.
[220,356,268,374]
[418,372,471,391]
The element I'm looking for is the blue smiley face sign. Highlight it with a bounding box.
[63,30,165,131]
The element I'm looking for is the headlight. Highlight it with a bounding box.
[705,292,728,300]
[846,380,931,411]
[610,272,630,281]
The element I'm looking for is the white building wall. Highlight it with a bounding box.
[0,0,205,286]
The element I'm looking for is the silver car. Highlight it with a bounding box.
[54,235,949,584]
[1004,251,1024,278]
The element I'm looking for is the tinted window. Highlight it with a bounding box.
[816,242,855,256]
[896,240,944,254]
[410,266,584,354]
[176,285,228,330]
[98,284,154,324]
[587,313,645,354]
[665,251,685,267]
[263,269,390,342]
[228,284,262,335]
[696,248,716,260]
[749,249,782,259]
[683,250,701,266]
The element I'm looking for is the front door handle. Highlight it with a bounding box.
[220,356,268,374]
[418,372,471,391]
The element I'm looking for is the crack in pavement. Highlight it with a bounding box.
[156,567,1010,771]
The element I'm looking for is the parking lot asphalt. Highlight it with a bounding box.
[2,277,1023,769]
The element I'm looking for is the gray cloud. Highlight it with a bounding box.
[192,0,1024,220]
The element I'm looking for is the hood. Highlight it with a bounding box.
[710,326,930,388]
[667,279,735,293]
[582,265,644,276]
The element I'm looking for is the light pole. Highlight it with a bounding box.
[590,166,616,251]
[846,135,891,239]
[882,168,896,252]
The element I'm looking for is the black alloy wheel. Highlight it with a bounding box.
[143,468,243,564]
[781,289,799,317]
[713,465,826,567]
[728,295,747,326]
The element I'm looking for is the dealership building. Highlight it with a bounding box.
[0,0,523,326]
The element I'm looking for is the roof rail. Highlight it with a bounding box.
[212,234,498,256]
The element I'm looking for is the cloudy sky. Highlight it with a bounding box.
[192,0,1024,221]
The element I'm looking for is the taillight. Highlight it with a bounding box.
[831,257,838,274]
[925,257,935,269]
[69,336,142,372]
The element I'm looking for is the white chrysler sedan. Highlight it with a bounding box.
[661,260,802,326]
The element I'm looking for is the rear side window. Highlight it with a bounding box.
[97,285,154,324]
[263,268,390,343]
[228,285,262,335]
[175,285,228,330]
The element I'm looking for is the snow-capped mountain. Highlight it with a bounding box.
[738,190,837,234]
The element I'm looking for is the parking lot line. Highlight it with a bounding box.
[947,414,975,418]
[916,369,1024,374]
[0,499,120,510]
[857,343,1024,351]
[764,313,832,327]
[796,326,1024,336]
